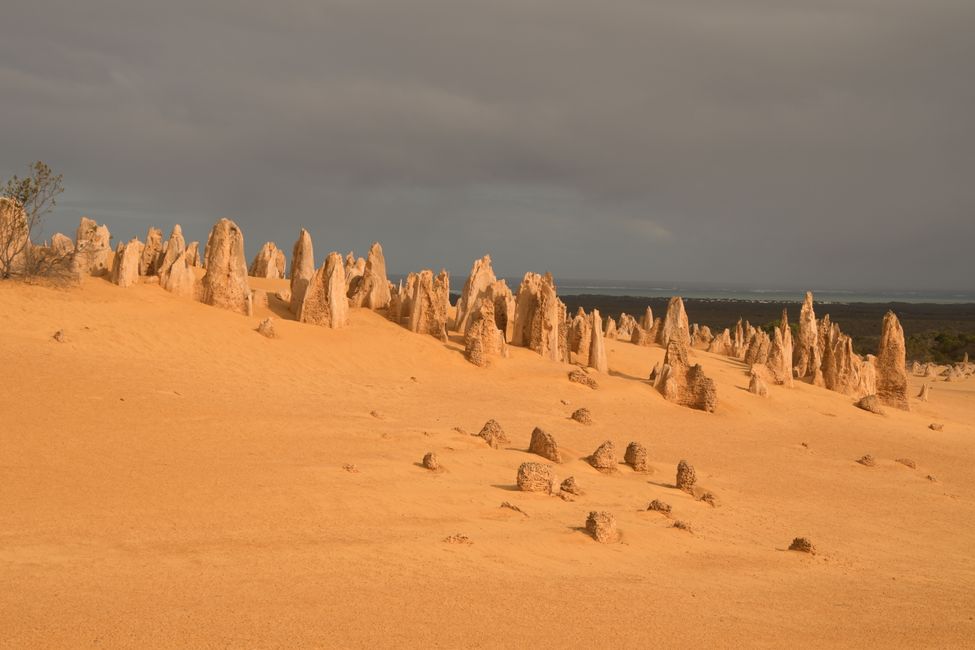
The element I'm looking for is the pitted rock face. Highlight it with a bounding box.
[517,462,557,493]
[624,442,648,472]
[528,427,562,463]
[676,459,697,492]
[589,440,617,471]
[585,511,619,543]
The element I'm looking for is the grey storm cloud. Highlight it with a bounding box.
[1,0,973,289]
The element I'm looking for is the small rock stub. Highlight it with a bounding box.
[624,442,648,472]
[570,407,593,425]
[789,537,815,554]
[477,419,509,448]
[528,427,562,463]
[517,462,557,493]
[256,318,276,339]
[588,440,617,472]
[585,511,619,543]
[560,476,583,496]
[647,499,671,514]
[675,459,697,492]
[568,368,598,390]
[422,452,440,471]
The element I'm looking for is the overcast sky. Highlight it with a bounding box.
[2,0,973,290]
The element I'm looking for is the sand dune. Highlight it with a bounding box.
[2,276,974,648]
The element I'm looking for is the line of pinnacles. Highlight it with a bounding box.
[51,213,915,414]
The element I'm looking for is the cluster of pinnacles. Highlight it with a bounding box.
[35,211,914,414]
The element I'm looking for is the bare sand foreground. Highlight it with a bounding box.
[2,277,974,648]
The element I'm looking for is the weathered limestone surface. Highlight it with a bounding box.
[156,225,186,278]
[289,228,315,314]
[657,296,690,346]
[408,269,450,340]
[110,237,143,287]
[653,336,717,412]
[512,272,566,361]
[298,251,348,328]
[348,242,392,310]
[74,217,112,275]
[249,241,286,279]
[140,227,163,275]
[200,218,252,315]
[876,311,910,411]
[588,309,608,373]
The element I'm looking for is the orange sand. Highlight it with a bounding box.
[2,277,974,647]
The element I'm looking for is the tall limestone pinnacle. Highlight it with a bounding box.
[876,311,910,410]
[200,218,252,316]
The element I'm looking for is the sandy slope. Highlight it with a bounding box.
[1,277,974,648]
